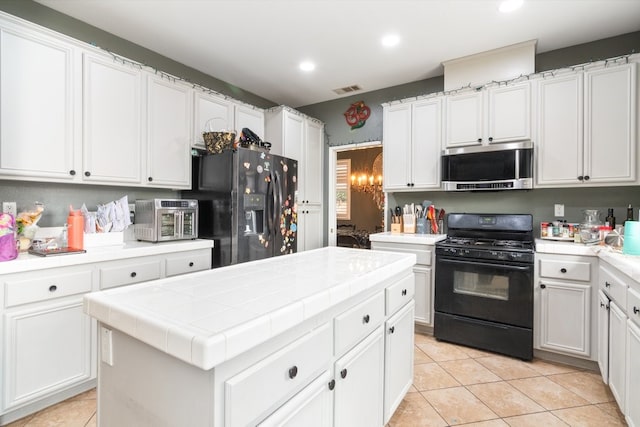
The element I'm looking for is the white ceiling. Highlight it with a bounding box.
[35,0,640,108]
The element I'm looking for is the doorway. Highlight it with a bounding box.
[327,141,383,246]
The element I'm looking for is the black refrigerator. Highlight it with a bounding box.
[184,147,297,267]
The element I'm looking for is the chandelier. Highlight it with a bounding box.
[350,153,384,210]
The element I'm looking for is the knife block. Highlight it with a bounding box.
[390,223,402,233]
[402,215,415,234]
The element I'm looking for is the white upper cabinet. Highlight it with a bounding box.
[444,83,531,148]
[235,104,265,141]
[383,97,442,191]
[145,74,192,188]
[536,63,637,187]
[83,53,143,185]
[303,120,324,205]
[584,63,637,184]
[0,23,80,181]
[192,91,234,150]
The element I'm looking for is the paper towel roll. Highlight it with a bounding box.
[623,221,640,255]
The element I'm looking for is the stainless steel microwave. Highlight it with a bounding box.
[441,141,533,191]
[134,199,198,242]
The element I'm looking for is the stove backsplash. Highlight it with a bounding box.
[389,186,640,239]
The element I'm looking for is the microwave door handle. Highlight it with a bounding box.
[175,211,182,239]
[515,149,520,179]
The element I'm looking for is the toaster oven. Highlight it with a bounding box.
[134,199,198,242]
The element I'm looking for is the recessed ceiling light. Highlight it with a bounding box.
[299,61,315,72]
[499,0,523,13]
[381,34,400,48]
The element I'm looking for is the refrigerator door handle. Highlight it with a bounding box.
[273,170,282,236]
[265,171,276,242]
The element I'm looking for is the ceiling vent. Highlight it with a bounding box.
[333,85,362,95]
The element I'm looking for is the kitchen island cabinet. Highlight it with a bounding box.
[83,247,416,426]
[0,239,212,426]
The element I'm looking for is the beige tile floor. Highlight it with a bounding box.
[5,333,627,427]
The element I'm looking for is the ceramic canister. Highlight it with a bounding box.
[623,220,640,255]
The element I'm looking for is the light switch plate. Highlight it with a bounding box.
[554,204,565,217]
[2,202,16,217]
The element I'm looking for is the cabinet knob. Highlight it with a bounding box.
[411,183,415,187]
[634,306,639,315]
[560,268,567,273]
[288,366,298,379]
[69,170,76,176]
[131,272,137,278]
[577,176,584,181]
[600,302,605,308]
[406,183,411,187]
[584,175,590,181]
[340,368,347,379]
[401,289,407,296]
[605,281,611,288]
[328,379,335,390]
[540,284,546,289]
[362,314,370,324]
[84,171,91,177]
[488,137,493,142]
[389,326,395,334]
[148,177,153,182]
[49,285,57,292]
[189,262,194,267]
[477,138,482,143]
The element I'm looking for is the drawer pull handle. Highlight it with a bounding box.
[130,272,137,278]
[340,368,348,379]
[362,314,370,324]
[189,262,194,267]
[328,379,335,390]
[288,366,298,379]
[634,307,639,315]
[605,281,611,288]
[49,285,57,292]
[560,268,567,273]
[401,289,407,296]
[540,284,546,289]
[389,326,395,334]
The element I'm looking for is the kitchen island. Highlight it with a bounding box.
[84,247,417,426]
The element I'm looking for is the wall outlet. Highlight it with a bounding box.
[2,202,17,217]
[554,204,565,217]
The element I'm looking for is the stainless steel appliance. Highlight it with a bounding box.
[434,213,534,360]
[183,147,297,267]
[441,141,533,191]
[134,199,198,242]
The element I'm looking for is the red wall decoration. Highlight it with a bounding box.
[343,101,371,130]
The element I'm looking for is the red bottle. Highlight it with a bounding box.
[67,207,84,250]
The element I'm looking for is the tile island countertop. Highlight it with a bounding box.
[84,247,417,371]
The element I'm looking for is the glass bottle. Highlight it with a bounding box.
[605,208,615,229]
[579,209,602,245]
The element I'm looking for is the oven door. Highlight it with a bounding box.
[434,256,533,328]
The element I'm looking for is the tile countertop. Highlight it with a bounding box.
[84,247,417,371]
[536,238,640,284]
[0,239,214,275]
[369,232,447,245]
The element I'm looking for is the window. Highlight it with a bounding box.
[336,159,351,220]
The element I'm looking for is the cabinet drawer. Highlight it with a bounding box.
[600,265,628,308]
[99,258,161,289]
[5,269,92,307]
[165,250,211,277]
[225,323,332,427]
[371,242,432,266]
[385,273,414,316]
[539,258,591,282]
[334,291,385,356]
[628,287,640,327]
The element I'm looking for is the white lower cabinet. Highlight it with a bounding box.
[298,204,323,251]
[383,301,415,424]
[3,299,92,410]
[626,317,640,427]
[334,327,385,427]
[608,301,627,412]
[258,371,333,427]
[535,254,597,359]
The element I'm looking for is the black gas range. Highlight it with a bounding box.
[434,213,535,360]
